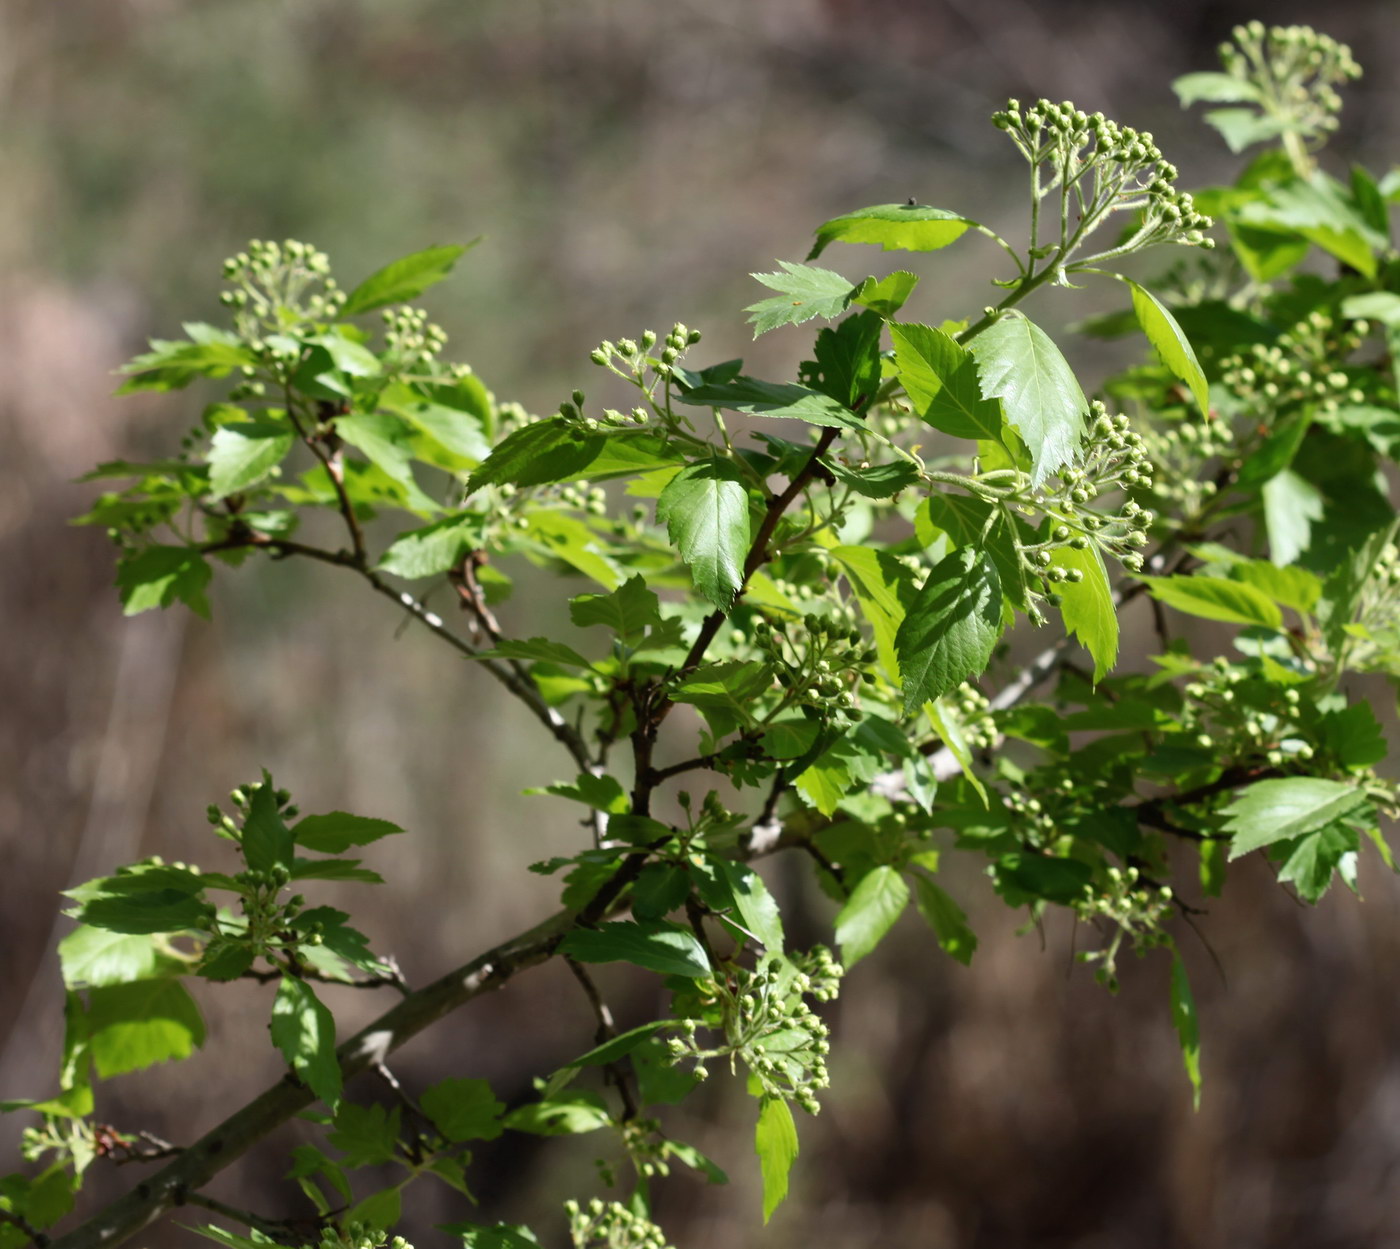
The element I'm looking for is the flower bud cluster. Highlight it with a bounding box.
[1179,658,1316,768]
[219,238,343,336]
[753,613,876,728]
[311,1222,410,1249]
[1074,864,1173,992]
[590,324,702,387]
[667,950,841,1115]
[565,1198,673,1249]
[992,100,1212,254]
[1327,544,1400,676]
[1216,23,1360,145]
[382,305,448,366]
[951,683,996,752]
[1220,311,1365,421]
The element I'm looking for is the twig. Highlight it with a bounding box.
[564,958,639,1121]
[1,1207,48,1247]
[176,1192,293,1243]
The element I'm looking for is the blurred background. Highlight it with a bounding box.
[5,2,1400,1246]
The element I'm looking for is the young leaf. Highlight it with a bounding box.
[341,242,477,317]
[890,322,1005,443]
[895,546,1003,713]
[1225,777,1369,859]
[328,1101,401,1167]
[806,309,883,409]
[558,921,711,978]
[745,261,858,336]
[808,203,975,260]
[754,1096,799,1222]
[419,1077,506,1143]
[1137,575,1282,630]
[968,314,1086,486]
[910,874,977,965]
[1277,825,1359,903]
[1172,71,1263,106]
[503,1092,612,1136]
[291,812,404,854]
[334,413,437,513]
[58,928,185,989]
[851,271,919,317]
[1262,470,1324,565]
[694,860,785,952]
[568,575,661,639]
[1050,543,1118,682]
[1124,280,1209,418]
[376,515,480,579]
[85,980,206,1078]
[656,458,752,609]
[269,977,342,1108]
[466,417,607,493]
[242,783,295,873]
[834,865,910,967]
[115,546,212,618]
[1169,953,1202,1110]
[206,422,294,500]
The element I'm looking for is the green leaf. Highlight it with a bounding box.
[503,1091,612,1136]
[851,271,919,317]
[558,921,711,978]
[242,782,294,873]
[895,546,1003,713]
[484,638,594,669]
[85,980,205,1078]
[924,699,983,805]
[376,515,480,579]
[910,875,977,965]
[992,853,1092,906]
[288,858,384,884]
[1225,777,1370,859]
[116,332,256,393]
[808,202,975,260]
[555,1021,670,1075]
[831,545,916,682]
[1322,702,1387,770]
[420,1077,506,1143]
[677,376,863,430]
[206,422,293,501]
[71,888,209,937]
[115,546,212,618]
[1239,175,1383,277]
[58,927,185,989]
[291,812,404,854]
[1263,469,1324,565]
[806,310,883,409]
[1050,543,1118,682]
[1169,954,1202,1110]
[1137,574,1282,630]
[1173,71,1262,106]
[1124,281,1209,418]
[833,865,910,967]
[307,332,381,379]
[568,575,660,639]
[890,322,1005,443]
[1278,824,1359,903]
[328,1101,401,1167]
[656,458,751,609]
[467,417,607,493]
[825,459,920,499]
[754,1096,799,1222]
[334,412,436,513]
[695,860,785,952]
[342,242,477,317]
[1204,108,1289,153]
[445,1222,541,1249]
[346,1188,401,1233]
[745,261,858,336]
[968,314,1086,486]
[1341,291,1400,324]
[270,977,342,1108]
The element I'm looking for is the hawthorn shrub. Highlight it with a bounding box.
[5,21,1399,1249]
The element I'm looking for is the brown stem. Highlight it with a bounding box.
[564,958,640,1122]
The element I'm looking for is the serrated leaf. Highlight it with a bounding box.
[1169,953,1202,1110]
[1137,574,1282,630]
[831,545,916,682]
[115,546,212,618]
[851,270,919,317]
[444,1222,541,1249]
[558,921,711,978]
[910,874,977,965]
[656,458,751,609]
[291,812,404,854]
[1263,469,1324,565]
[745,261,857,336]
[1225,777,1369,859]
[968,314,1086,486]
[342,242,477,317]
[806,310,883,409]
[895,546,1003,713]
[242,783,294,873]
[834,865,909,967]
[270,976,342,1108]
[71,888,209,937]
[420,1077,505,1143]
[1050,543,1118,682]
[697,860,785,952]
[568,575,660,638]
[825,459,920,499]
[206,422,293,500]
[755,1096,799,1221]
[890,322,1005,443]
[482,638,594,669]
[85,980,205,1077]
[328,1101,401,1167]
[288,859,384,884]
[58,927,186,989]
[808,202,975,260]
[376,515,479,579]
[1173,71,1262,106]
[677,376,863,430]
[467,417,607,493]
[1125,281,1209,417]
[1278,824,1359,903]
[334,412,436,513]
[503,1091,611,1135]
